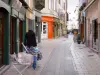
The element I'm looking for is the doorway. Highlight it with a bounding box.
[41,22,48,39]
[19,20,23,52]
[0,13,4,67]
[92,19,98,50]
[10,17,15,54]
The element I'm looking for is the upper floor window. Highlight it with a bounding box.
[54,0,56,10]
[49,0,52,9]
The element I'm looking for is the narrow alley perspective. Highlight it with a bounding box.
[2,35,100,75]
[1,0,100,75]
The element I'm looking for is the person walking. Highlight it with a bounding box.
[24,30,37,47]
[24,30,38,52]
[24,30,39,69]
[73,31,77,43]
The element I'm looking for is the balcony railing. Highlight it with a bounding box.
[35,0,45,10]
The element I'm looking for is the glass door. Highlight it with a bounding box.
[41,22,48,39]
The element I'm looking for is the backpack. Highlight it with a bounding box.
[37,52,42,60]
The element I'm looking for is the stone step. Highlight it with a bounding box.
[0,65,11,75]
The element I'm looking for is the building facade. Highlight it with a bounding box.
[41,0,67,39]
[79,0,100,52]
[26,0,45,43]
[0,0,45,68]
[34,0,45,43]
[24,0,44,43]
[0,0,29,67]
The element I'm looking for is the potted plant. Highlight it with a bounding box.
[77,34,81,44]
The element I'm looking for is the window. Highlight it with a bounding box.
[43,25,46,34]
[52,0,54,10]
[49,0,52,9]
[42,22,47,34]
[54,0,56,10]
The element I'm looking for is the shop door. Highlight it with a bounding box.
[92,19,98,51]
[10,17,15,54]
[41,22,48,39]
[19,20,23,52]
[0,15,4,67]
[80,24,84,41]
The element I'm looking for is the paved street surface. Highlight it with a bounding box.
[71,41,100,75]
[3,35,100,75]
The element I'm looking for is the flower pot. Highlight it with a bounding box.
[77,40,81,44]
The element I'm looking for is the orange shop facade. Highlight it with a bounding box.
[41,16,54,39]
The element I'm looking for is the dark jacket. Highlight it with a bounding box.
[24,30,37,47]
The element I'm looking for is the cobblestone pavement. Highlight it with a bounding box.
[3,35,100,75]
[3,38,62,75]
[40,36,78,75]
[71,42,100,75]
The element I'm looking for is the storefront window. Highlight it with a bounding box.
[43,25,46,34]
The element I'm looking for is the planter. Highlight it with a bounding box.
[77,34,81,44]
[77,40,81,44]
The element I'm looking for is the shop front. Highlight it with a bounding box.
[85,0,98,52]
[0,0,27,68]
[41,16,54,39]
[0,1,10,66]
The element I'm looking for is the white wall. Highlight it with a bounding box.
[41,0,67,18]
[41,0,58,17]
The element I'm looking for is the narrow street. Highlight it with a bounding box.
[3,35,100,75]
[40,35,78,75]
[1,0,100,75]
